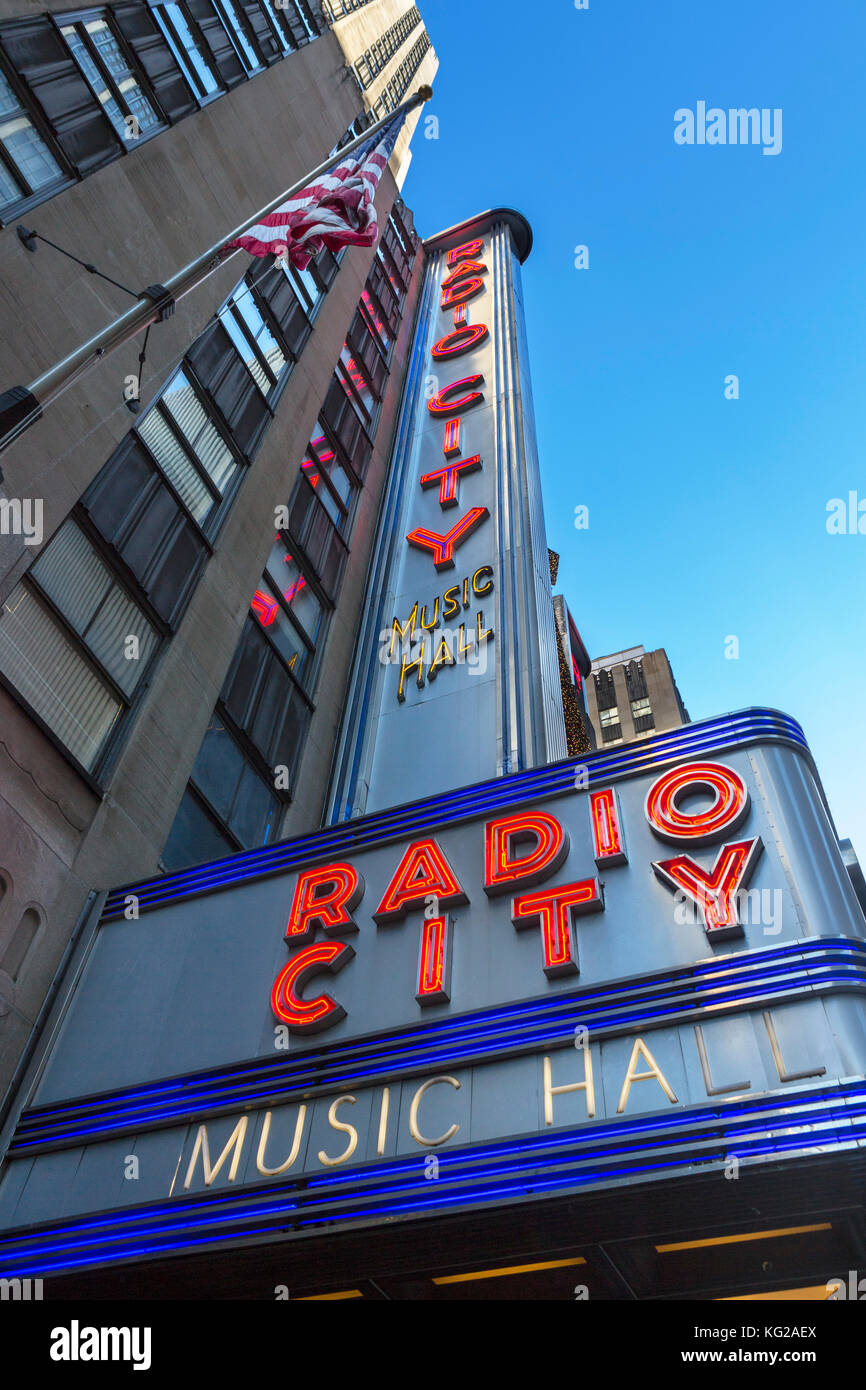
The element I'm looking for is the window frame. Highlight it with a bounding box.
[0,511,168,788]
[0,49,74,215]
[54,6,168,147]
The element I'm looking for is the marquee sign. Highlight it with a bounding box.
[326,210,567,821]
[1,710,864,1279]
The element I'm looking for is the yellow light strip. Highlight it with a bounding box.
[656,1222,832,1254]
[297,1289,364,1300]
[719,1286,834,1302]
[433,1256,586,1285]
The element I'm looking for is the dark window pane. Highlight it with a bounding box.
[272,685,309,773]
[184,0,245,87]
[190,712,245,818]
[229,761,280,845]
[162,787,235,870]
[222,619,266,726]
[83,437,154,541]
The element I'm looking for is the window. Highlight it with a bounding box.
[630,696,655,734]
[599,707,620,727]
[0,520,159,772]
[60,14,162,144]
[0,64,65,208]
[149,1,222,99]
[222,615,312,774]
[162,712,281,868]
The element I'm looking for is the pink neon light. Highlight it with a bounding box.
[252,590,278,626]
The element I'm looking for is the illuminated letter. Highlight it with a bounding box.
[420,455,482,507]
[441,260,487,288]
[271,940,355,1032]
[428,633,455,680]
[616,1038,678,1113]
[416,913,452,1004]
[397,651,425,701]
[285,863,364,941]
[317,1096,358,1167]
[409,1076,461,1145]
[440,277,485,309]
[389,602,419,657]
[446,239,483,264]
[443,418,461,457]
[426,375,484,417]
[646,761,750,844]
[256,1106,308,1175]
[420,598,439,631]
[543,1052,596,1125]
[512,879,603,977]
[442,586,461,619]
[431,324,489,358]
[652,837,763,939]
[472,565,493,596]
[484,812,570,896]
[589,788,627,866]
[406,506,490,569]
[184,1117,249,1190]
[374,839,468,923]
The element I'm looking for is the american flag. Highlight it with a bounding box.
[221,109,408,270]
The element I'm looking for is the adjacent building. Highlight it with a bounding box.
[0,0,436,1098]
[585,644,690,747]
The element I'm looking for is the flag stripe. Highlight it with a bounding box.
[221,112,407,270]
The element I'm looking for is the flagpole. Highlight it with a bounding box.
[0,85,432,456]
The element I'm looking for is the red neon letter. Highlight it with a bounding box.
[374,839,468,922]
[512,880,603,978]
[443,418,461,457]
[646,761,749,844]
[270,940,354,1032]
[431,324,490,359]
[285,863,364,941]
[652,837,763,940]
[427,375,484,417]
[416,913,452,1005]
[446,239,483,265]
[406,506,490,569]
[484,812,569,897]
[441,261,487,289]
[441,277,485,309]
[589,789,627,866]
[420,455,482,507]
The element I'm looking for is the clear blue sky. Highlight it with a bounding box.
[402,0,866,856]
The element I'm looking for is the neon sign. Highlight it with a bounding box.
[269,759,767,1032]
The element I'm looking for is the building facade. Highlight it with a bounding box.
[0,0,436,1098]
[1,200,865,1303]
[585,644,690,748]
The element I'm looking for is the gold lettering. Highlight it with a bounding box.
[183,1116,249,1190]
[397,653,425,701]
[256,1106,307,1176]
[317,1095,359,1167]
[377,1087,390,1156]
[476,610,493,645]
[428,633,455,680]
[543,1052,595,1126]
[442,586,460,619]
[389,602,419,658]
[694,1025,749,1096]
[420,598,439,631]
[472,565,494,597]
[763,1011,826,1083]
[617,1039,677,1114]
[409,1076,461,1146]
